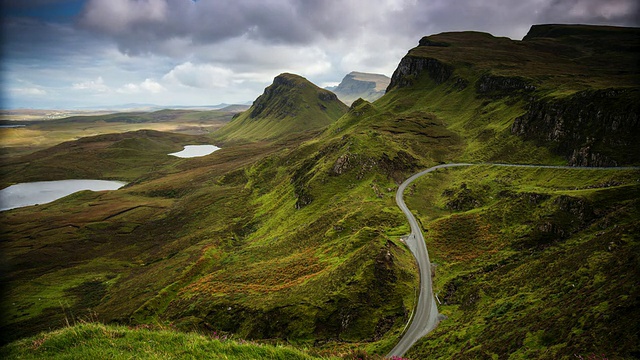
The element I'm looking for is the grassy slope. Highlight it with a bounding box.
[1,24,638,359]
[214,73,348,142]
[0,323,331,360]
[404,166,639,359]
[0,125,423,354]
[0,109,236,158]
[0,130,211,187]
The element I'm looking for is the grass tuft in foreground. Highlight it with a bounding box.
[0,322,329,360]
[0,322,415,360]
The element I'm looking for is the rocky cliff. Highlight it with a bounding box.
[331,71,390,105]
[387,56,453,91]
[383,25,639,166]
[512,88,639,166]
[215,73,348,141]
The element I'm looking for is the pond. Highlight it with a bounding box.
[169,145,220,158]
[0,179,127,211]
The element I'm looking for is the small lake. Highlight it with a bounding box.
[169,145,220,158]
[0,180,127,212]
[0,124,27,128]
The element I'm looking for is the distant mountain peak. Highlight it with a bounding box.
[331,71,390,105]
[216,73,348,141]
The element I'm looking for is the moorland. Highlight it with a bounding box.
[1,24,639,359]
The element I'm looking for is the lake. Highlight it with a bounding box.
[0,124,27,128]
[169,145,220,158]
[0,179,127,211]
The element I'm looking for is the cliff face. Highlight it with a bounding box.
[331,71,390,105]
[250,73,340,119]
[476,74,536,97]
[511,89,639,166]
[386,56,453,91]
[216,73,348,141]
[382,25,639,166]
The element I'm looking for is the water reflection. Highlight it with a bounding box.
[169,145,220,158]
[0,180,126,211]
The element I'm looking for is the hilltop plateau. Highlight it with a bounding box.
[329,72,391,105]
[1,24,639,359]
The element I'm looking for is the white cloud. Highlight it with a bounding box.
[140,78,165,93]
[4,0,639,109]
[163,62,235,89]
[117,78,165,94]
[12,87,47,95]
[72,76,110,92]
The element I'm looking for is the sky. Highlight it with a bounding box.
[1,0,638,109]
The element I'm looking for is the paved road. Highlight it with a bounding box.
[386,163,472,357]
[386,163,639,358]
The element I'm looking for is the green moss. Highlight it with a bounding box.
[404,166,640,359]
[0,323,332,360]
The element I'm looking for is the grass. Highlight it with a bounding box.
[0,322,333,359]
[213,73,348,142]
[1,24,638,359]
[403,165,640,359]
[0,108,236,159]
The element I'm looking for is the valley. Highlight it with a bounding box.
[0,107,245,159]
[1,24,639,359]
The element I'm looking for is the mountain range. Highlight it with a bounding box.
[1,24,639,359]
[327,71,391,105]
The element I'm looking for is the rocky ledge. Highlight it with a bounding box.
[511,88,639,166]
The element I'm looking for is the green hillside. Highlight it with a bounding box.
[1,24,638,359]
[382,24,639,166]
[214,73,349,141]
[0,323,332,360]
[0,130,214,188]
[0,108,239,159]
[404,165,639,359]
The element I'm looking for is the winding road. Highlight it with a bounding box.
[386,163,639,358]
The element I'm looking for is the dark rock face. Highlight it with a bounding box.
[511,88,640,166]
[516,195,596,250]
[418,37,451,47]
[329,150,417,184]
[292,157,316,209]
[318,91,339,102]
[476,74,536,97]
[250,79,297,119]
[250,73,341,120]
[387,56,453,91]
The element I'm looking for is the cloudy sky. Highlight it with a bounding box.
[1,0,638,109]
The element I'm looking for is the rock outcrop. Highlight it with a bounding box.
[331,71,390,105]
[476,74,536,97]
[511,88,639,166]
[387,56,453,91]
[216,73,348,141]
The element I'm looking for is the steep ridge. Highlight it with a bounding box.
[384,24,640,166]
[214,73,348,141]
[1,24,638,359]
[330,71,390,105]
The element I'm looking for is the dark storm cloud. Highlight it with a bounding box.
[385,0,639,41]
[77,0,640,59]
[536,0,640,26]
[2,16,98,63]
[77,0,367,55]
[3,0,640,108]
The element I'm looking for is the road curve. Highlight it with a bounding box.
[386,163,472,357]
[386,163,639,358]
